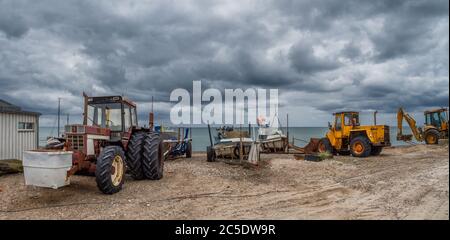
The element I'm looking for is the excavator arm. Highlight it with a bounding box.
[397,107,423,142]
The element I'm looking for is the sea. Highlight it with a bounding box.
[39,126,418,151]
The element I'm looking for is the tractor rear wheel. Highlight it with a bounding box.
[371,146,383,156]
[142,132,164,180]
[95,146,125,194]
[125,131,146,180]
[318,138,334,154]
[350,136,372,158]
[424,129,440,145]
[206,146,216,162]
[186,141,192,158]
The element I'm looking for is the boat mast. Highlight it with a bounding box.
[57,97,61,137]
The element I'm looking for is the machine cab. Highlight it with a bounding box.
[424,108,448,131]
[84,95,138,141]
[330,112,360,136]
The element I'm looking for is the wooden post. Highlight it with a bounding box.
[286,113,289,153]
[239,124,243,162]
[207,123,213,147]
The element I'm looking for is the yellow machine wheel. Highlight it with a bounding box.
[424,129,440,145]
[350,136,372,158]
[111,155,124,187]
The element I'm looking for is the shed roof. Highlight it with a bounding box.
[0,99,41,116]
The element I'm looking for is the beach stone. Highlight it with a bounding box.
[438,139,448,146]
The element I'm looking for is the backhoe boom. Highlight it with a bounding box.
[397,108,423,142]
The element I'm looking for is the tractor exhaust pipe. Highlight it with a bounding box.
[149,112,154,130]
[374,110,378,125]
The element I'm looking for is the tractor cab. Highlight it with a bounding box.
[424,108,448,132]
[84,95,138,141]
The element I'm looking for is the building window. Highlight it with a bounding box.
[18,122,34,131]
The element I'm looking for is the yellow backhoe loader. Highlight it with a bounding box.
[397,107,449,144]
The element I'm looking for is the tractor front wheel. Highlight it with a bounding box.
[424,129,440,145]
[142,132,164,180]
[350,136,372,158]
[95,146,125,194]
[318,138,334,154]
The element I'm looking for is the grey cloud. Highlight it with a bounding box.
[0,0,448,126]
[289,42,340,74]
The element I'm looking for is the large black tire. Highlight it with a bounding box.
[371,146,383,156]
[142,132,164,180]
[125,131,145,180]
[186,141,192,158]
[206,146,216,162]
[95,146,125,194]
[424,129,440,145]
[350,136,372,158]
[318,138,334,154]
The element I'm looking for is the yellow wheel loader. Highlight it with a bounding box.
[397,107,449,144]
[318,112,391,158]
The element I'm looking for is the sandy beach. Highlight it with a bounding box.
[0,144,448,220]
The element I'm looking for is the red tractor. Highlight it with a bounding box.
[62,94,164,194]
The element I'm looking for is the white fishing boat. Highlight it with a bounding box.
[257,116,288,153]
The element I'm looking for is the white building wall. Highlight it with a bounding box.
[0,113,38,160]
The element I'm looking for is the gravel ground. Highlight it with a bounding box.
[0,144,448,220]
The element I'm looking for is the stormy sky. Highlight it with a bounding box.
[0,0,448,127]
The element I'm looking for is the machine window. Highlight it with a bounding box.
[124,104,131,130]
[131,107,137,126]
[441,111,448,123]
[431,112,441,127]
[18,122,34,131]
[335,115,342,130]
[344,113,359,126]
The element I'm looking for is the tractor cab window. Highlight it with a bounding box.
[124,104,132,131]
[105,103,122,131]
[131,107,137,126]
[87,103,122,131]
[87,105,104,127]
[344,113,359,126]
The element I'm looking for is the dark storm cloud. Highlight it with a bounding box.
[289,42,340,74]
[0,0,448,126]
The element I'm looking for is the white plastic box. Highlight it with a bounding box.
[23,150,73,189]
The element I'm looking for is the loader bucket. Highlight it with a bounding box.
[303,138,320,154]
[289,138,320,154]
